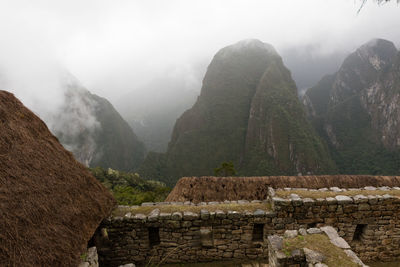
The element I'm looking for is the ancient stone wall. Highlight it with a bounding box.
[96,186,400,266]
[97,204,272,266]
[271,187,400,262]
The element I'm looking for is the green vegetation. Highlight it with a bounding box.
[283,234,359,267]
[90,167,170,205]
[113,202,270,217]
[80,253,87,261]
[214,161,237,177]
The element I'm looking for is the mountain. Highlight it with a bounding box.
[52,75,146,171]
[303,38,400,174]
[139,39,336,185]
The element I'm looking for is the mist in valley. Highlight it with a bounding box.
[0,0,399,159]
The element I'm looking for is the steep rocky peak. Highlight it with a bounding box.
[328,39,398,106]
[199,39,280,100]
[353,38,397,70]
[215,39,278,59]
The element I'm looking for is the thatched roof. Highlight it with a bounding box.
[0,90,116,266]
[166,175,400,203]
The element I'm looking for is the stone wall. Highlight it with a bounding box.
[96,205,272,266]
[95,186,400,266]
[271,187,400,262]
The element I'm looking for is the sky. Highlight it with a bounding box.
[0,0,399,109]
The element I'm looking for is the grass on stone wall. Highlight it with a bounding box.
[275,189,400,199]
[284,234,359,267]
[113,202,271,217]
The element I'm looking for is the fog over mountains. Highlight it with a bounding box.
[0,0,399,174]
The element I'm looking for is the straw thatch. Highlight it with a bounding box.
[0,90,116,266]
[166,175,400,203]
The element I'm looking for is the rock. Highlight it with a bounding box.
[344,249,366,266]
[171,211,183,220]
[86,247,98,264]
[307,228,322,234]
[183,211,199,220]
[227,210,241,219]
[284,230,298,238]
[326,197,337,204]
[200,227,213,247]
[141,202,155,206]
[321,226,339,239]
[331,237,351,249]
[353,194,369,203]
[378,186,390,191]
[253,209,266,217]
[303,198,315,206]
[291,249,303,260]
[315,264,328,267]
[268,187,276,197]
[330,187,342,192]
[299,228,308,236]
[159,212,172,220]
[133,213,146,221]
[358,203,370,211]
[147,209,160,221]
[267,235,283,250]
[200,209,210,220]
[118,264,136,267]
[335,195,353,204]
[272,197,291,206]
[364,186,377,191]
[303,247,325,264]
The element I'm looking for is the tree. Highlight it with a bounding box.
[214,161,237,177]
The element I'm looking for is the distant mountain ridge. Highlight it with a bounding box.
[303,38,400,174]
[53,75,146,171]
[139,39,336,185]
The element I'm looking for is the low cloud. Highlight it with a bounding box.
[0,0,399,114]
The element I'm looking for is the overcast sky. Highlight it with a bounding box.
[0,0,399,107]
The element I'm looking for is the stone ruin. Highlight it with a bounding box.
[92,181,400,267]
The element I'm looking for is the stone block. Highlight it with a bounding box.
[335,195,353,204]
[171,212,182,221]
[358,203,371,211]
[200,209,210,220]
[141,202,155,206]
[272,197,290,206]
[147,209,160,222]
[304,247,325,264]
[253,209,266,217]
[183,211,199,220]
[307,228,322,234]
[284,230,298,238]
[215,210,226,219]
